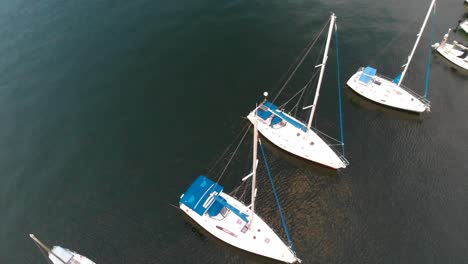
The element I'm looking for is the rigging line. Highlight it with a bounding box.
[216,123,252,183]
[369,13,423,67]
[289,43,326,116]
[279,85,308,110]
[308,36,327,126]
[271,18,331,104]
[291,68,320,116]
[271,19,331,104]
[33,240,55,264]
[258,140,295,252]
[289,76,313,116]
[424,3,436,99]
[314,128,343,144]
[334,23,346,157]
[208,122,251,175]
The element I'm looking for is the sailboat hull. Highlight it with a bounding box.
[460,19,468,34]
[346,68,430,113]
[180,192,298,263]
[434,43,468,71]
[49,246,96,264]
[246,110,347,170]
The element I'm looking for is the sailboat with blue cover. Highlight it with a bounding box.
[247,14,348,169]
[346,0,435,113]
[179,110,300,263]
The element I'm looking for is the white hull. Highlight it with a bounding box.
[247,110,347,169]
[49,246,95,264]
[434,42,468,70]
[346,68,430,113]
[180,192,298,263]
[460,19,468,34]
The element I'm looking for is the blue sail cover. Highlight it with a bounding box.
[257,102,307,132]
[214,196,249,223]
[207,196,250,223]
[359,66,377,84]
[180,176,223,216]
[256,101,277,120]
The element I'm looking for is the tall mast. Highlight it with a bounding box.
[307,13,336,130]
[29,234,68,264]
[250,106,259,227]
[397,0,436,87]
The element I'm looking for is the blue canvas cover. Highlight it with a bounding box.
[258,102,307,132]
[257,107,273,120]
[207,196,226,217]
[359,66,377,84]
[180,175,224,216]
[213,196,249,223]
[256,101,277,120]
[270,115,283,126]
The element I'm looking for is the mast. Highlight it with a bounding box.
[307,13,336,130]
[397,0,436,87]
[29,234,68,264]
[250,105,259,227]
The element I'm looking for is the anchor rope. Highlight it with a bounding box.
[334,23,346,158]
[424,3,436,99]
[258,140,295,252]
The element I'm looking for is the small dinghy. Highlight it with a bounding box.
[30,234,96,264]
[432,29,468,71]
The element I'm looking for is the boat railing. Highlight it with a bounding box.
[358,67,431,109]
[314,128,350,167]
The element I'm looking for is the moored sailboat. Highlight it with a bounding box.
[346,0,435,113]
[30,234,96,264]
[179,110,300,263]
[246,13,348,170]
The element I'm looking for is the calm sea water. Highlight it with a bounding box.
[1,0,467,263]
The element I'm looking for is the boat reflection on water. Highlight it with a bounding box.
[345,88,422,122]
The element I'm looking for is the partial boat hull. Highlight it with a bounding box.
[460,19,468,34]
[434,42,468,71]
[49,246,95,264]
[246,108,347,169]
[180,192,298,263]
[347,67,430,113]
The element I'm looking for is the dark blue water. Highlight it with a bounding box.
[1,0,467,263]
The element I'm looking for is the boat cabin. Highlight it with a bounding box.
[256,102,307,132]
[180,176,249,222]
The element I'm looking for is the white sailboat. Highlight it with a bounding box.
[179,111,300,263]
[30,234,96,264]
[432,29,468,70]
[246,14,348,170]
[346,0,435,113]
